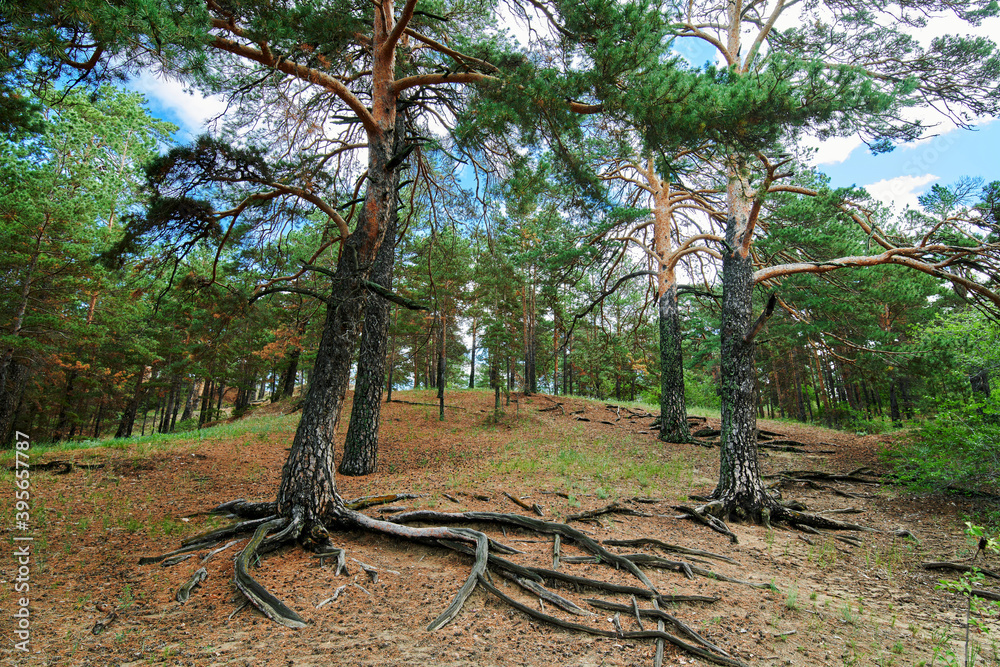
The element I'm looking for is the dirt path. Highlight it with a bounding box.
[2,390,998,666]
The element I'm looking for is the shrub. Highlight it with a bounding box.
[883,398,1000,494]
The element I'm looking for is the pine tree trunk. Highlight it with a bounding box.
[54,370,78,441]
[712,162,775,522]
[468,319,477,389]
[170,377,183,431]
[0,360,29,447]
[198,377,212,427]
[339,165,400,476]
[277,104,403,525]
[181,380,197,422]
[115,368,145,438]
[93,399,105,438]
[794,362,806,422]
[159,378,175,433]
[215,381,224,419]
[889,380,901,425]
[437,312,446,421]
[552,323,559,396]
[658,283,691,443]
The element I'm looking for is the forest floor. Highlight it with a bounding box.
[2,389,999,667]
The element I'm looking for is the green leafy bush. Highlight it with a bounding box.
[883,399,1000,493]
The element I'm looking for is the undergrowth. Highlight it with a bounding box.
[882,400,1000,497]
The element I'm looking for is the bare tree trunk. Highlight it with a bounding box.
[658,283,692,443]
[277,102,404,527]
[437,312,446,421]
[340,173,400,476]
[181,380,198,422]
[198,377,213,427]
[54,370,78,441]
[0,360,29,447]
[712,159,775,522]
[468,315,477,389]
[115,368,146,438]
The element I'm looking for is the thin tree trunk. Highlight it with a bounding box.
[794,361,806,422]
[469,315,477,389]
[115,368,146,438]
[54,370,78,441]
[438,312,446,421]
[170,378,183,431]
[658,283,691,443]
[152,393,162,435]
[889,380,901,426]
[93,398,105,438]
[199,377,213,427]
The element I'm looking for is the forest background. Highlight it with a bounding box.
[2,0,999,502]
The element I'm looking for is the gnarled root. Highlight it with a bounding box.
[141,497,755,667]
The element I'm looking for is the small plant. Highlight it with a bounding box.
[934,522,1000,667]
[117,584,135,610]
[785,585,800,611]
[840,602,857,626]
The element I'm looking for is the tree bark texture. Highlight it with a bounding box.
[115,368,145,438]
[712,165,775,521]
[0,360,29,447]
[277,105,403,523]
[339,166,400,475]
[658,284,691,443]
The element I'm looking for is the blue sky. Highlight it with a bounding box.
[815,120,999,211]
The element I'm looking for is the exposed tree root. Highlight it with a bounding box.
[476,575,748,667]
[763,469,881,485]
[604,538,738,565]
[5,459,105,474]
[388,398,467,410]
[140,499,771,666]
[757,442,836,454]
[923,561,1000,580]
[566,501,653,522]
[675,487,885,545]
[234,516,306,627]
[503,491,544,516]
[176,567,207,604]
[587,599,734,660]
[972,588,1000,602]
[674,504,740,543]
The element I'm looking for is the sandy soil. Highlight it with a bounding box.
[2,389,998,666]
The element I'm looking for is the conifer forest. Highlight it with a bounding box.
[2,1,1000,665]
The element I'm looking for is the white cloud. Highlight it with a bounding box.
[130,71,228,137]
[803,134,864,166]
[909,14,1000,47]
[864,174,938,212]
